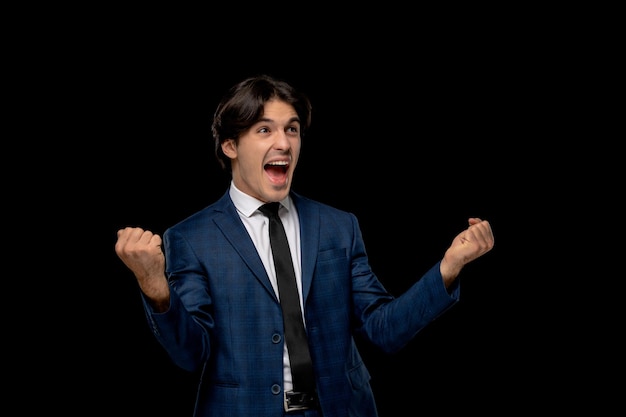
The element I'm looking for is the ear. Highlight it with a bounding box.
[221,139,237,159]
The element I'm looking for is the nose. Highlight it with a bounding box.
[273,131,291,149]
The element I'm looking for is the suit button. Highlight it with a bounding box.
[272,333,282,343]
[271,384,281,395]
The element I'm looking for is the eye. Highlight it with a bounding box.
[258,127,269,134]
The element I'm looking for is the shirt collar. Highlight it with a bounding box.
[229,181,292,218]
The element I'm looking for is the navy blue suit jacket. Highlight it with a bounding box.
[143,190,459,417]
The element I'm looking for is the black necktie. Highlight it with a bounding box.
[259,202,315,393]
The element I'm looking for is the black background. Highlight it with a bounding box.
[69,19,592,415]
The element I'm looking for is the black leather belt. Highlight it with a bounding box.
[284,390,318,412]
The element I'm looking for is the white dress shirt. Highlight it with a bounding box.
[228,181,303,392]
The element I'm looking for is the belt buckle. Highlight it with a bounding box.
[284,391,314,412]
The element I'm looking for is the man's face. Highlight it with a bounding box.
[222,99,302,203]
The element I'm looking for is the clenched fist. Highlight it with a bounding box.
[116,227,170,311]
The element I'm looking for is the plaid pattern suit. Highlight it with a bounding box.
[142,190,459,417]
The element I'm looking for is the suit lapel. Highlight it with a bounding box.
[291,192,319,304]
[212,192,278,301]
[211,191,321,304]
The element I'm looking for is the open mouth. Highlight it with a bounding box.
[265,161,289,182]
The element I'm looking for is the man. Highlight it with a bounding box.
[115,74,494,416]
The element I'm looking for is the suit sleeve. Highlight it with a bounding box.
[140,227,213,372]
[349,212,459,354]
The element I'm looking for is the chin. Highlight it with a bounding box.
[268,188,289,201]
